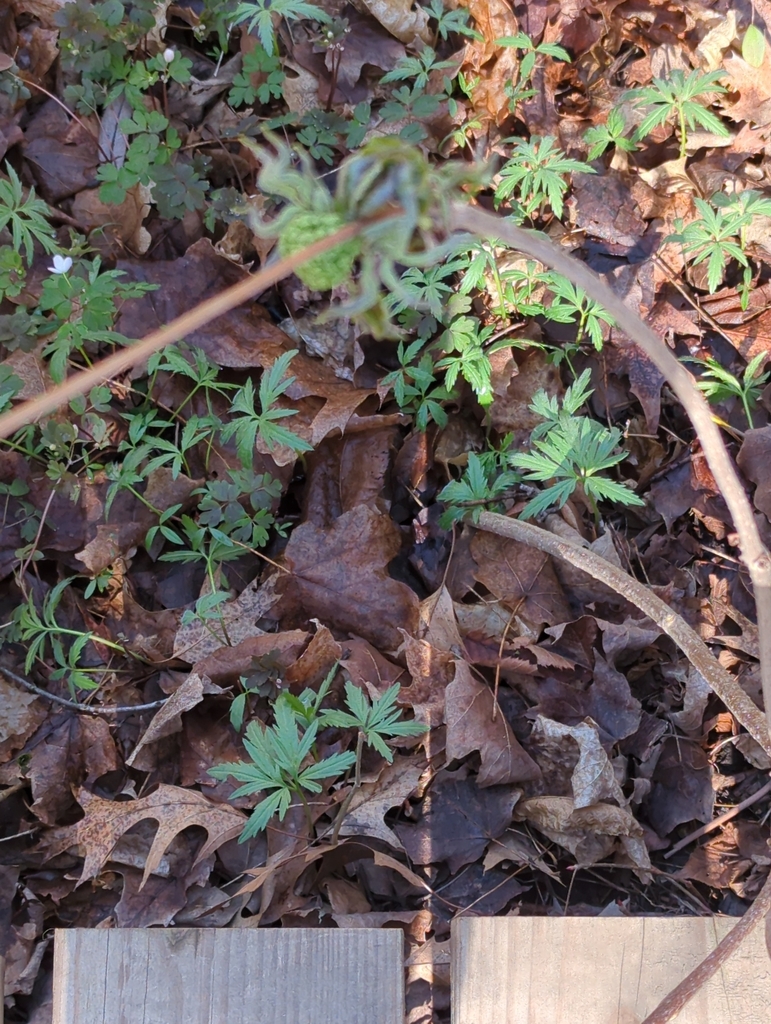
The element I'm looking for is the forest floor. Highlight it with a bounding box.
[2,1,771,1022]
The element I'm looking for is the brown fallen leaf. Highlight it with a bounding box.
[172,574,281,662]
[279,504,420,651]
[39,784,246,889]
[470,529,572,631]
[394,770,521,873]
[126,670,227,769]
[26,715,118,826]
[337,755,424,848]
[0,673,47,763]
[356,0,431,46]
[445,660,541,786]
[530,715,625,808]
[515,795,652,879]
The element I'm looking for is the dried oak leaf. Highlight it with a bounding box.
[721,50,771,127]
[460,0,520,124]
[279,504,419,651]
[38,784,246,890]
[445,660,540,786]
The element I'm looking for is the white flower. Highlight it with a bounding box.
[49,255,73,275]
[162,47,175,64]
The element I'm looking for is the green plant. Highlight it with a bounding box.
[510,369,645,520]
[494,136,591,221]
[495,33,571,111]
[209,667,426,840]
[0,163,57,266]
[37,255,158,382]
[220,350,314,462]
[666,190,771,298]
[238,135,474,336]
[229,44,286,107]
[544,276,615,351]
[686,352,770,428]
[439,449,519,526]
[380,46,457,92]
[584,108,637,160]
[625,68,728,159]
[4,578,130,694]
[380,340,456,430]
[424,0,481,44]
[233,0,331,56]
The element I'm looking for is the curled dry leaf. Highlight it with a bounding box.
[530,715,625,808]
[38,784,246,890]
[515,795,652,879]
[356,0,431,46]
[126,671,226,769]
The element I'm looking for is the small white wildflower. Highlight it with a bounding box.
[49,255,73,275]
[162,47,175,64]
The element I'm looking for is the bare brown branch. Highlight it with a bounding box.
[477,510,771,757]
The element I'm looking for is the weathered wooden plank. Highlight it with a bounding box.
[452,916,771,1024]
[53,927,403,1024]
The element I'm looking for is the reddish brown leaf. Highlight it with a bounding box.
[470,530,572,631]
[279,505,419,650]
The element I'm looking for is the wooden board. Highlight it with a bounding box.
[53,928,403,1024]
[452,916,771,1024]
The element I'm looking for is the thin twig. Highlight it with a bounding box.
[452,202,771,745]
[640,867,771,1024]
[0,666,169,715]
[477,510,771,758]
[0,217,382,440]
[664,776,771,859]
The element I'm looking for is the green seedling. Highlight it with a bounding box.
[625,69,728,159]
[510,369,645,520]
[686,352,770,428]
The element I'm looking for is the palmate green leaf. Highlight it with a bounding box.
[0,162,57,264]
[233,0,331,56]
[520,479,576,519]
[242,789,291,841]
[585,476,645,506]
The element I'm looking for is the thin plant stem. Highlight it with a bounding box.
[331,729,364,845]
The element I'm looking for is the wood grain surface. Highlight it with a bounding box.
[53,927,403,1024]
[452,916,771,1024]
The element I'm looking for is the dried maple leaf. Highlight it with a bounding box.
[38,784,246,889]
[279,504,419,650]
